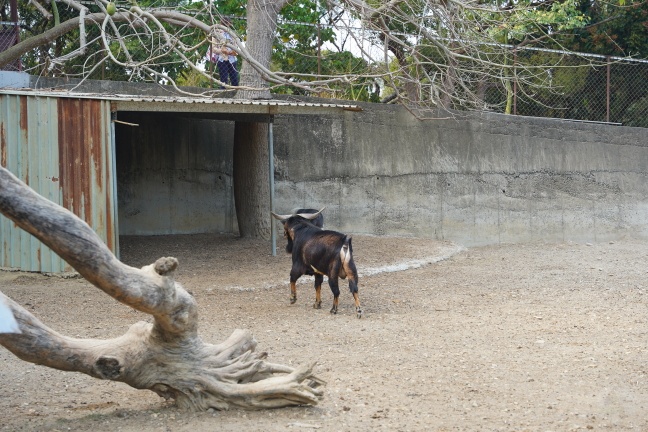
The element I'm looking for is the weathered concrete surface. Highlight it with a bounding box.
[273,103,648,246]
[116,112,237,235]
[106,88,648,246]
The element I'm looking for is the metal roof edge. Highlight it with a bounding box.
[0,88,362,113]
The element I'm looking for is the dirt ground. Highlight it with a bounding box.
[1,233,648,431]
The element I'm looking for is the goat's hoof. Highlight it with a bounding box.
[330,306,338,315]
[290,296,297,304]
[356,308,363,318]
[313,301,322,309]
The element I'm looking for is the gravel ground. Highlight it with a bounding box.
[1,234,647,431]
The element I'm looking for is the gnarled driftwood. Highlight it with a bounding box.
[0,165,323,410]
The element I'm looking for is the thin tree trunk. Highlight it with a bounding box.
[236,0,288,100]
[231,0,289,238]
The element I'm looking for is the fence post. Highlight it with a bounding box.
[317,21,321,78]
[513,46,517,115]
[606,56,611,123]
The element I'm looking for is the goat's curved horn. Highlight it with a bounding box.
[296,207,326,220]
[271,211,292,221]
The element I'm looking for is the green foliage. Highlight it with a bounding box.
[487,0,590,44]
[622,96,648,127]
[319,51,380,102]
[176,66,213,87]
[526,51,589,94]
[501,0,648,124]
[273,50,379,102]
[563,0,648,57]
[272,1,335,68]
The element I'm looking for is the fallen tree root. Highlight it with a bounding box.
[0,165,324,410]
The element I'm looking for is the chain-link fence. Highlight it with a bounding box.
[502,50,648,127]
[4,1,648,128]
[271,21,648,128]
[0,21,20,72]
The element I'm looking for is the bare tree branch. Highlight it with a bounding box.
[3,0,606,117]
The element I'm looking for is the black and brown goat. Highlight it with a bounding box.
[282,208,324,254]
[271,209,362,318]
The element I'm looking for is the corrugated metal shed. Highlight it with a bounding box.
[0,88,360,272]
[0,93,115,273]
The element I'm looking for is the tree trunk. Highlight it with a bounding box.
[231,0,289,238]
[0,165,323,410]
[236,0,288,100]
[233,121,271,239]
[381,33,421,104]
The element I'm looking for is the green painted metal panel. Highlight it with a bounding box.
[0,94,117,273]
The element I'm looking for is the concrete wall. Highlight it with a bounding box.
[113,97,648,246]
[272,103,648,246]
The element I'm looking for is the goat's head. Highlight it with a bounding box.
[271,208,325,252]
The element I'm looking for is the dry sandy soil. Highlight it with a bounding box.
[1,234,648,432]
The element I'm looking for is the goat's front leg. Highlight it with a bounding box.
[313,274,324,309]
[289,270,302,304]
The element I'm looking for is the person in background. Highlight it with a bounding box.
[207,17,239,88]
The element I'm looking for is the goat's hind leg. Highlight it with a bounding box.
[348,278,362,318]
[328,278,340,315]
[313,274,323,309]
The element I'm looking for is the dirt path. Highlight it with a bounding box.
[1,234,647,431]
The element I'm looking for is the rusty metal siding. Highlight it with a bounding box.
[0,94,117,273]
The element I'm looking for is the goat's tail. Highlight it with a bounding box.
[340,235,352,267]
[340,236,358,293]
